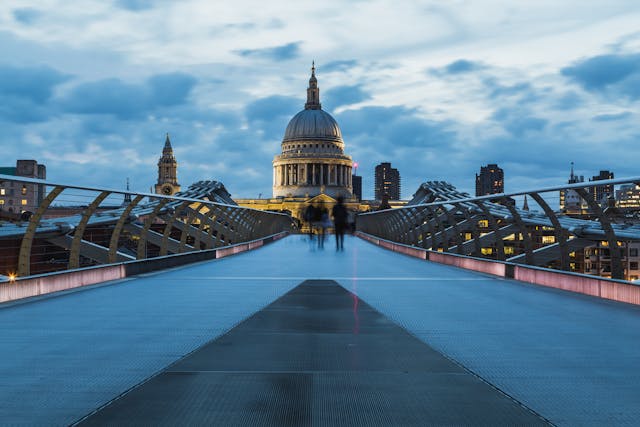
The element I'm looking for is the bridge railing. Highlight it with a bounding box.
[357,177,640,281]
[0,174,292,280]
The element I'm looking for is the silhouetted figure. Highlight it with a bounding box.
[317,203,330,249]
[303,204,316,240]
[332,196,348,251]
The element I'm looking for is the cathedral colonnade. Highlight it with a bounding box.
[273,162,353,188]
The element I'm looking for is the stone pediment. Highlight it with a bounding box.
[306,194,336,204]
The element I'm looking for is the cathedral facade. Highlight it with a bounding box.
[273,63,353,199]
[236,64,371,225]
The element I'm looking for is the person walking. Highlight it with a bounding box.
[332,196,348,251]
[318,205,330,249]
[303,204,316,240]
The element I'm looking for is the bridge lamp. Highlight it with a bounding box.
[8,273,16,282]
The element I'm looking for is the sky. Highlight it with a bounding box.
[0,1,639,200]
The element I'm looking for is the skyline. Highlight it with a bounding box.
[1,1,639,200]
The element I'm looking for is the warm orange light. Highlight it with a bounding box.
[8,273,16,282]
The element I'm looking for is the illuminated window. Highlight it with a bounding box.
[478,219,489,228]
[21,185,27,195]
[481,247,493,255]
[0,188,4,195]
[541,236,555,244]
[0,200,4,205]
[504,246,514,255]
[464,232,472,240]
[21,199,27,206]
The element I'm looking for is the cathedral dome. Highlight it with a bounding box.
[283,109,343,143]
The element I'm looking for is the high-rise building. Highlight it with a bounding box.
[0,160,46,214]
[589,170,614,205]
[374,162,401,200]
[475,164,504,196]
[560,162,586,213]
[352,174,362,201]
[155,133,181,196]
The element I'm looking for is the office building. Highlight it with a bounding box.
[475,164,504,196]
[374,162,400,200]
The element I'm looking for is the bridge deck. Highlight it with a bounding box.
[1,235,639,425]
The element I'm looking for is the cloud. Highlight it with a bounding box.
[114,0,156,11]
[562,53,640,100]
[245,95,299,140]
[322,60,359,73]
[12,8,40,25]
[0,64,69,103]
[147,73,198,106]
[324,85,371,108]
[0,64,69,123]
[60,72,197,119]
[553,91,583,110]
[429,59,485,77]
[592,112,633,121]
[235,42,302,61]
[444,59,483,74]
[484,78,534,99]
[491,107,547,137]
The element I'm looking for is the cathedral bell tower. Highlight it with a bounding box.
[155,133,181,195]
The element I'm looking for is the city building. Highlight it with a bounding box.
[155,133,181,196]
[352,174,362,201]
[374,162,401,201]
[560,162,587,213]
[589,170,614,205]
[617,184,640,209]
[0,160,46,215]
[272,62,353,199]
[475,164,504,197]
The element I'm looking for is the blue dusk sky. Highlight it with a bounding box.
[0,1,639,199]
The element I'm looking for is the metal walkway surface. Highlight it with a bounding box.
[79,280,546,426]
[1,235,639,425]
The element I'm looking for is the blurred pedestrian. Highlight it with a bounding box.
[303,204,316,240]
[317,203,330,249]
[332,196,348,251]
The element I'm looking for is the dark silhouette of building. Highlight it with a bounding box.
[374,162,400,200]
[475,163,504,196]
[352,174,362,201]
[589,170,614,205]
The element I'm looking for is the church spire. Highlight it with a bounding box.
[305,61,322,110]
[569,161,575,181]
[163,133,173,155]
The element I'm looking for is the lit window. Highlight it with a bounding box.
[21,199,27,206]
[541,236,555,244]
[21,185,27,195]
[0,200,4,205]
[0,188,4,195]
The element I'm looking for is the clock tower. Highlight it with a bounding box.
[155,133,181,196]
